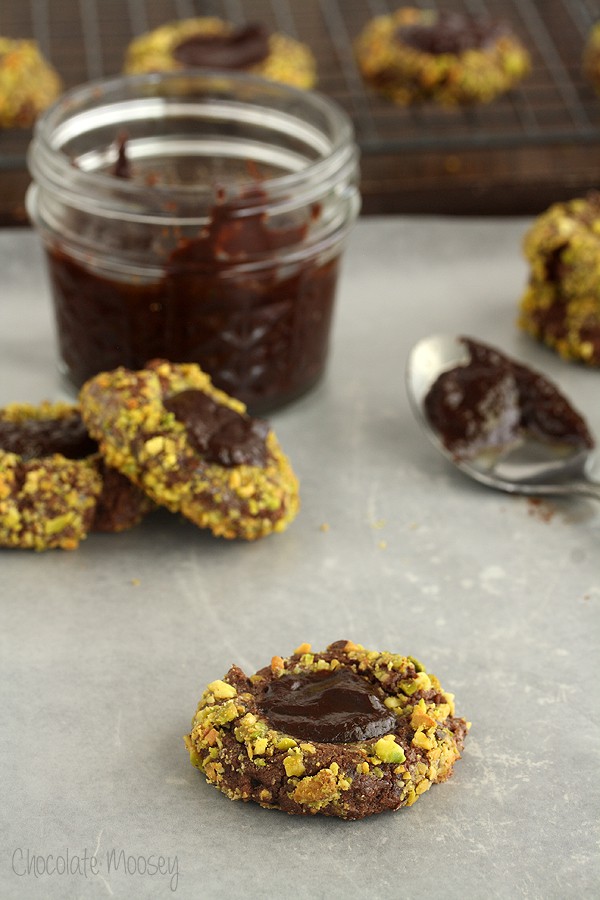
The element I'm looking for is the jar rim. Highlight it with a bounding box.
[28,69,357,215]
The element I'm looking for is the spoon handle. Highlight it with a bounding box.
[496,476,600,500]
[547,479,600,501]
[570,479,600,501]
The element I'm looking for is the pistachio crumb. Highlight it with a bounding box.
[373,735,406,764]
[283,751,305,777]
[207,679,237,700]
[253,737,268,756]
[412,731,436,751]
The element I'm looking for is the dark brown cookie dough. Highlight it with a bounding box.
[79,359,300,541]
[0,402,151,550]
[519,193,600,366]
[355,7,530,106]
[124,17,316,90]
[0,37,61,128]
[185,640,469,819]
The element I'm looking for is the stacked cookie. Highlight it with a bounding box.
[0,360,299,550]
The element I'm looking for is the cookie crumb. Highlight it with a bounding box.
[526,497,556,523]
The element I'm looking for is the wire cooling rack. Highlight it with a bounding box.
[1,0,600,212]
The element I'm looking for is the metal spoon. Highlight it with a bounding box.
[406,334,600,501]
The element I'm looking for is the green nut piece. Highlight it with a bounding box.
[374,736,406,764]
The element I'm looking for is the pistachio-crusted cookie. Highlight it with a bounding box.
[123,17,316,90]
[185,640,469,819]
[518,193,600,366]
[355,8,530,106]
[0,37,61,128]
[79,359,299,541]
[0,402,151,550]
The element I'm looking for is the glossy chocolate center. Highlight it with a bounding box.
[172,23,270,70]
[0,413,96,461]
[258,667,397,743]
[398,11,505,55]
[163,389,269,467]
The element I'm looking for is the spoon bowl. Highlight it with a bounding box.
[406,334,600,500]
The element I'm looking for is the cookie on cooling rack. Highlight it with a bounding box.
[185,640,469,819]
[355,7,530,106]
[124,17,316,90]
[0,37,61,128]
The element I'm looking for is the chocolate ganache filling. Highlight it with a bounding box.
[163,389,269,467]
[257,668,397,743]
[172,23,270,70]
[424,337,594,459]
[0,412,97,461]
[55,137,333,413]
[398,11,506,55]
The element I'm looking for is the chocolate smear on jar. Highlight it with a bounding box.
[112,132,132,179]
[163,389,269,467]
[257,667,397,743]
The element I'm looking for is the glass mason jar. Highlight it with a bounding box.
[27,71,360,413]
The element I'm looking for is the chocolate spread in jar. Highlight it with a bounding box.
[163,388,269,467]
[172,23,270,70]
[46,149,338,414]
[0,412,97,461]
[424,337,594,459]
[257,667,397,743]
[397,11,506,55]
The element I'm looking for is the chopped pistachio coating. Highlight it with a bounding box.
[0,37,61,128]
[355,7,530,106]
[0,401,151,551]
[0,402,101,550]
[79,359,300,541]
[518,194,600,366]
[123,17,317,90]
[185,640,469,819]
